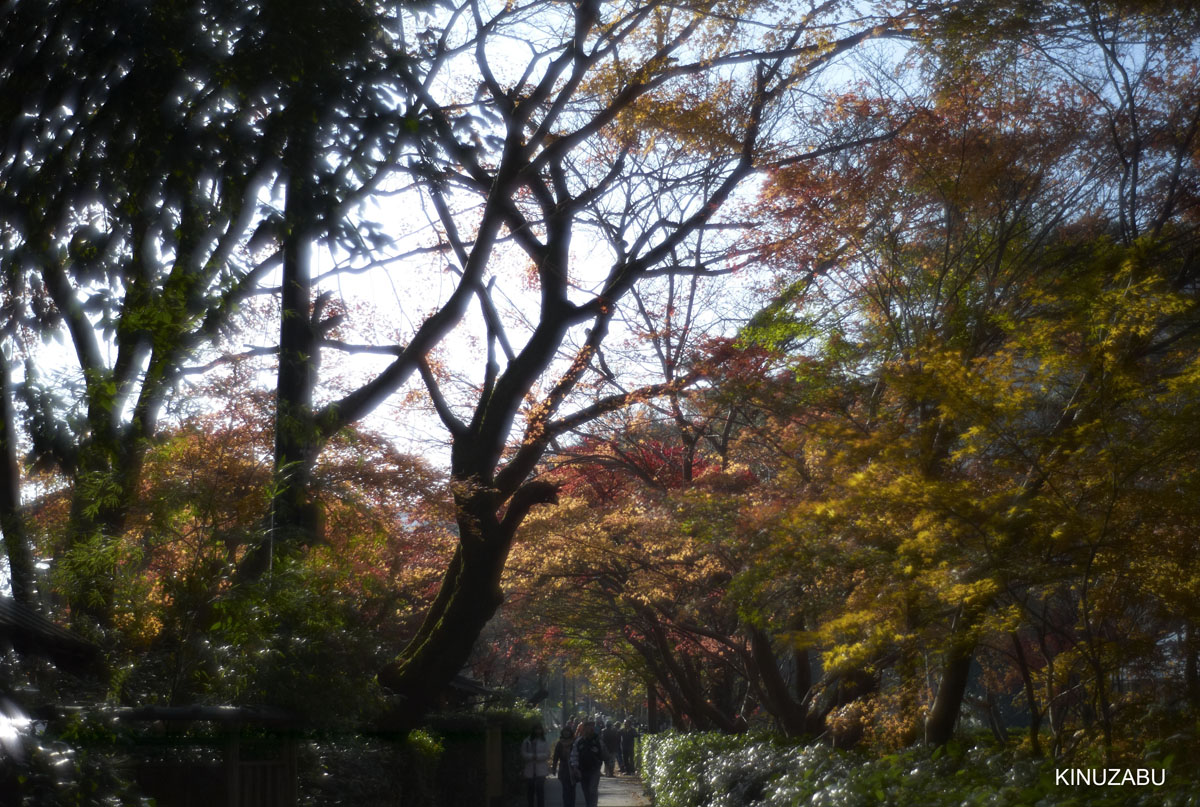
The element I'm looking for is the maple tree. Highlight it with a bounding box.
[21,360,448,718]
[337,0,916,727]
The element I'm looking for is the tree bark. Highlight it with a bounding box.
[377,481,557,728]
[0,352,34,605]
[1011,631,1043,756]
[240,117,322,582]
[925,637,975,746]
[377,542,506,724]
[748,626,808,736]
[647,679,659,732]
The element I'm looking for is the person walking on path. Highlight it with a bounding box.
[522,723,551,807]
[551,726,577,807]
[618,721,637,775]
[601,720,620,777]
[570,720,605,807]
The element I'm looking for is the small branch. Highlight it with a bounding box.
[771,123,910,169]
[314,242,452,283]
[499,480,560,542]
[547,375,699,439]
[320,339,405,357]
[418,359,467,438]
[179,345,278,375]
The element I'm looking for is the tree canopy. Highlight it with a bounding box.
[505,0,1200,761]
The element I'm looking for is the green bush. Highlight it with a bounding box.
[639,733,1200,807]
[1,711,155,806]
[301,730,443,806]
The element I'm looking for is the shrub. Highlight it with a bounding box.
[639,733,1200,807]
[301,730,443,806]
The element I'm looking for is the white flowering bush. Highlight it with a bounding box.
[639,733,1199,807]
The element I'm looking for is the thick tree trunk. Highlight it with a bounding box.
[240,122,321,583]
[0,352,34,605]
[925,639,975,746]
[377,506,507,726]
[377,481,557,728]
[749,626,808,736]
[794,645,812,705]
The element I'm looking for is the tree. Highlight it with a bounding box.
[0,0,416,630]
[302,0,912,727]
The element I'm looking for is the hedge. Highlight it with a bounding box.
[638,732,1197,807]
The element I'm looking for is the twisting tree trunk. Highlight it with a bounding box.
[748,626,809,736]
[378,480,558,726]
[925,605,979,746]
